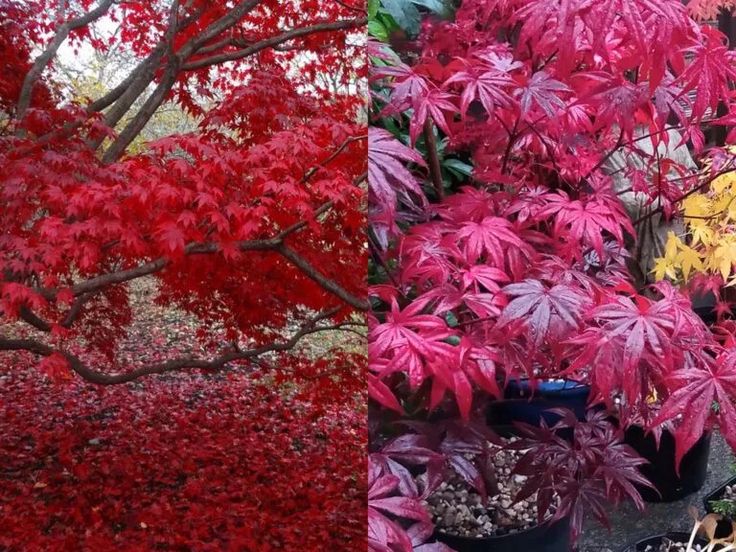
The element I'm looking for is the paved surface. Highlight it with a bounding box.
[579,432,734,551]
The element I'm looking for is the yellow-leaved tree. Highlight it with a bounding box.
[654,157,736,287]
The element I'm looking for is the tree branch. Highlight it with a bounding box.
[0,307,351,384]
[334,0,366,13]
[35,238,277,301]
[182,18,366,71]
[15,0,116,123]
[275,243,368,311]
[424,120,444,201]
[633,161,736,226]
[100,0,267,162]
[178,0,263,55]
[101,63,181,163]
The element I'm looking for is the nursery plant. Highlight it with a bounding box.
[703,463,736,518]
[622,508,736,552]
[369,0,736,549]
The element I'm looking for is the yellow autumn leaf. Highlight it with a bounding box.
[683,194,711,219]
[711,240,736,281]
[690,224,714,246]
[711,172,736,195]
[652,256,677,281]
[675,244,703,281]
[664,231,680,260]
[713,194,732,215]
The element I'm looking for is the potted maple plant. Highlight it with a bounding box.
[369,407,648,552]
[369,0,736,548]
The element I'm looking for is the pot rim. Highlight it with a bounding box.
[505,377,589,393]
[434,513,567,543]
[703,474,736,513]
[620,530,708,552]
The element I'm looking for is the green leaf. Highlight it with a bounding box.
[443,336,461,346]
[411,0,452,17]
[442,158,474,177]
[445,311,459,328]
[368,19,389,41]
[381,0,421,35]
[368,0,380,18]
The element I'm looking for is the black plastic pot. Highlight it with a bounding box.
[693,292,718,326]
[624,426,711,502]
[435,514,570,552]
[621,531,708,551]
[488,379,591,427]
[704,475,736,514]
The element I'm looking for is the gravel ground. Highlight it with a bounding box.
[579,432,735,552]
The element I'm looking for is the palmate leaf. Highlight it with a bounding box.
[678,27,736,120]
[444,63,516,117]
[588,295,676,373]
[368,454,435,552]
[498,279,589,346]
[518,71,570,119]
[542,189,634,258]
[370,297,454,388]
[409,88,458,145]
[368,127,427,246]
[454,216,530,266]
[370,496,432,521]
[368,373,404,413]
[510,411,648,538]
[655,350,736,471]
[584,0,689,86]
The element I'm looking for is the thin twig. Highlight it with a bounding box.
[423,120,444,201]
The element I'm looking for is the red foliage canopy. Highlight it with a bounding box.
[369,0,736,472]
[0,0,367,383]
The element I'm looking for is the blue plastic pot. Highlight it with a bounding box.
[488,379,591,427]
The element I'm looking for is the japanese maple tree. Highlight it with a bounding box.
[0,0,368,383]
[369,0,736,511]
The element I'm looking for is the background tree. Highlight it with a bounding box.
[0,0,368,384]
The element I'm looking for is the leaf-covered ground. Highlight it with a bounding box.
[0,366,365,550]
[0,286,366,550]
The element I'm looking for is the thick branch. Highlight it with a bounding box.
[88,43,167,115]
[34,235,367,311]
[182,18,366,70]
[19,306,52,332]
[0,307,350,384]
[424,121,444,201]
[275,243,368,311]
[100,0,266,162]
[16,0,115,122]
[35,237,279,301]
[101,63,181,163]
[633,161,736,226]
[92,43,170,139]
